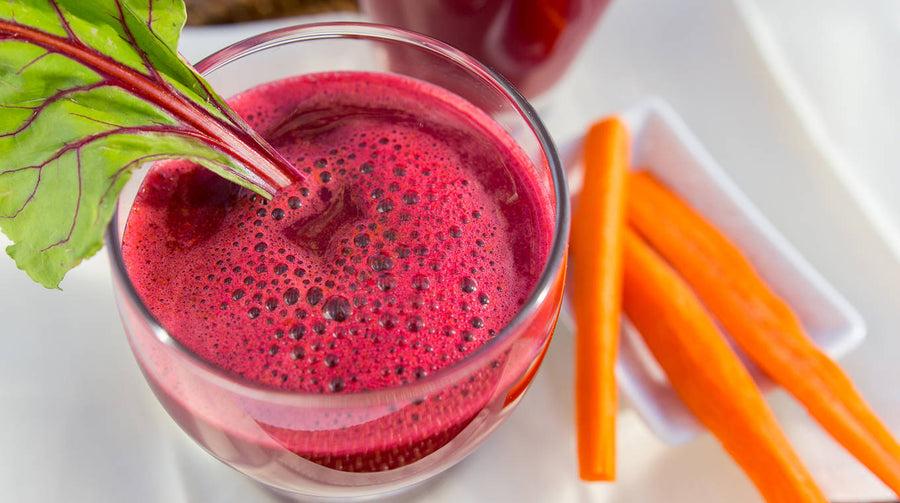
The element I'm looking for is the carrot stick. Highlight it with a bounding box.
[627,171,900,496]
[570,117,629,481]
[622,228,827,503]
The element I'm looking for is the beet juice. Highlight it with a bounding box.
[120,71,558,477]
[363,0,611,99]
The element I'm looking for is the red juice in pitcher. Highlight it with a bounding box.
[363,0,611,98]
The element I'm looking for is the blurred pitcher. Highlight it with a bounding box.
[362,0,611,100]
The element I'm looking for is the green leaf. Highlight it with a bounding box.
[0,0,299,288]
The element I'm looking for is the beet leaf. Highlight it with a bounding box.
[0,0,300,288]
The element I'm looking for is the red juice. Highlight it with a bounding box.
[363,0,611,99]
[121,71,556,475]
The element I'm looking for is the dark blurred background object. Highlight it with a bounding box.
[361,0,610,100]
[185,0,359,25]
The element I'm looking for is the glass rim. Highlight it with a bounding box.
[105,21,570,407]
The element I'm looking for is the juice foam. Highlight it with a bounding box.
[122,72,555,470]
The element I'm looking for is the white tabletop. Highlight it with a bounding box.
[2,1,899,501]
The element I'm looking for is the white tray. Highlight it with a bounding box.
[564,96,866,444]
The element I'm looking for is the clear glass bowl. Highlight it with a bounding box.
[107,22,568,499]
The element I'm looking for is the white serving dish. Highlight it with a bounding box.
[562,97,866,445]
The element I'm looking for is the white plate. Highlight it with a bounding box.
[563,96,866,445]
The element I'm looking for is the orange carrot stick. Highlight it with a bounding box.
[622,228,827,503]
[570,117,629,481]
[627,171,900,496]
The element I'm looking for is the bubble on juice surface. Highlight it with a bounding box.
[322,296,352,322]
[406,315,425,333]
[329,377,346,392]
[353,233,370,248]
[377,273,397,292]
[379,313,398,330]
[283,287,300,305]
[289,324,306,340]
[402,190,419,205]
[411,274,430,291]
[367,252,394,272]
[306,287,323,306]
[460,277,477,293]
[376,198,394,213]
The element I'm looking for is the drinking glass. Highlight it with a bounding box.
[107,22,569,499]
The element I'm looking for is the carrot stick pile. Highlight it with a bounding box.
[627,171,900,495]
[569,117,900,501]
[622,228,826,502]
